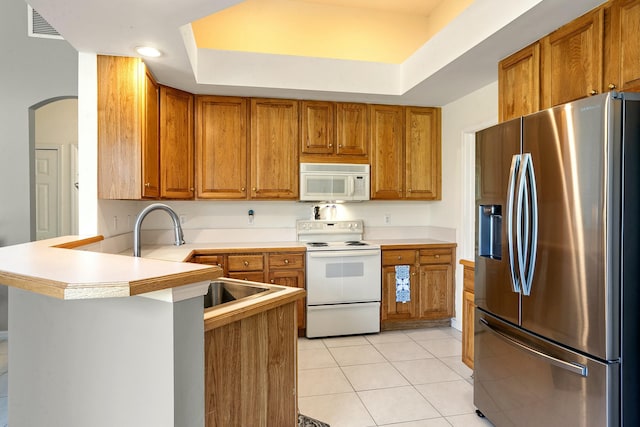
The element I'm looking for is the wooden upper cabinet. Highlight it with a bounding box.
[336,102,368,157]
[405,107,441,200]
[160,86,194,199]
[498,43,540,122]
[301,101,334,155]
[606,0,640,92]
[97,55,143,200]
[250,98,299,199]
[300,101,368,163]
[196,96,248,199]
[142,68,160,198]
[370,104,404,200]
[541,7,604,108]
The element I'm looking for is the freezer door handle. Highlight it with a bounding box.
[506,154,521,293]
[480,317,588,377]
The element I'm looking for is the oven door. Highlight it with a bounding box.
[306,249,381,304]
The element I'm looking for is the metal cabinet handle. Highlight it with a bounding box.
[144,182,150,187]
[397,256,402,260]
[589,89,598,96]
[435,254,440,259]
[243,261,249,267]
[608,83,617,90]
[270,279,275,284]
[241,187,245,191]
[329,143,333,147]
[284,259,289,264]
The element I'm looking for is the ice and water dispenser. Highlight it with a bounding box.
[478,205,502,260]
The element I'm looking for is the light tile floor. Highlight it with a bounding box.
[298,327,495,427]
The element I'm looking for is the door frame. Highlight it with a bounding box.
[28,96,78,241]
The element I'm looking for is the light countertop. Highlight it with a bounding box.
[0,236,222,300]
[125,238,456,262]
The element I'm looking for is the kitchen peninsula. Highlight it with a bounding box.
[0,235,303,427]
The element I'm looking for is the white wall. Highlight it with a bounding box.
[0,0,78,331]
[438,80,498,329]
[0,0,78,246]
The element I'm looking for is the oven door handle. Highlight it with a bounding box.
[307,250,380,258]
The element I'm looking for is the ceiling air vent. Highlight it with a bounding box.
[27,5,63,40]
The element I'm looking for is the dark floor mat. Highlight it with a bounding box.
[298,413,330,427]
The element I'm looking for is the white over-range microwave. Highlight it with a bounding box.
[299,163,370,201]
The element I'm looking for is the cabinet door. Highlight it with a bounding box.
[142,69,160,198]
[498,43,541,122]
[301,101,334,155]
[417,263,454,320]
[196,96,248,199]
[607,0,640,92]
[404,107,441,200]
[462,290,475,369]
[335,103,368,157]
[382,265,416,321]
[370,104,404,200]
[97,55,144,200]
[541,7,604,108]
[269,269,306,330]
[250,99,299,199]
[160,86,194,199]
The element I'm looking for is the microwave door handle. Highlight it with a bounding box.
[347,176,355,196]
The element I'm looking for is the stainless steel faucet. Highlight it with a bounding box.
[133,203,185,257]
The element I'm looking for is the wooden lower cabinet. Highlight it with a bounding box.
[460,259,475,369]
[267,252,306,333]
[204,301,298,427]
[190,249,306,334]
[381,244,456,329]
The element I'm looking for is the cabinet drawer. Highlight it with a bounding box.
[191,255,224,267]
[269,253,304,269]
[228,271,266,282]
[382,250,416,266]
[227,254,264,271]
[419,249,452,264]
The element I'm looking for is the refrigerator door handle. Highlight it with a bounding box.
[479,317,588,377]
[515,154,529,292]
[506,154,521,293]
[522,153,538,296]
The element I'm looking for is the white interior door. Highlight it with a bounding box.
[35,148,60,240]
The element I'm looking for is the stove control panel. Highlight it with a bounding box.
[297,220,363,233]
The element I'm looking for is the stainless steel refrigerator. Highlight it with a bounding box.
[474,92,640,426]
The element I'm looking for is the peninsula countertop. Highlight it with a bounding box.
[0,235,222,300]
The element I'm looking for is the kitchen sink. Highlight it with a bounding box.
[204,279,271,309]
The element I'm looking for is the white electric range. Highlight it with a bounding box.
[297,220,381,338]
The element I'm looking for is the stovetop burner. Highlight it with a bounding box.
[345,241,369,246]
[307,242,329,247]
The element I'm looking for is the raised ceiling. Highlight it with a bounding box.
[191,0,473,64]
[27,0,605,106]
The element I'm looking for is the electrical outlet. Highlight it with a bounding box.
[384,214,391,224]
[248,209,255,225]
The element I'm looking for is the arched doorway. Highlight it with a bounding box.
[29,96,78,240]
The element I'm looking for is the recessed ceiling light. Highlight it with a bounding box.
[135,46,162,58]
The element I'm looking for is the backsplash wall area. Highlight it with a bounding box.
[98,199,455,244]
